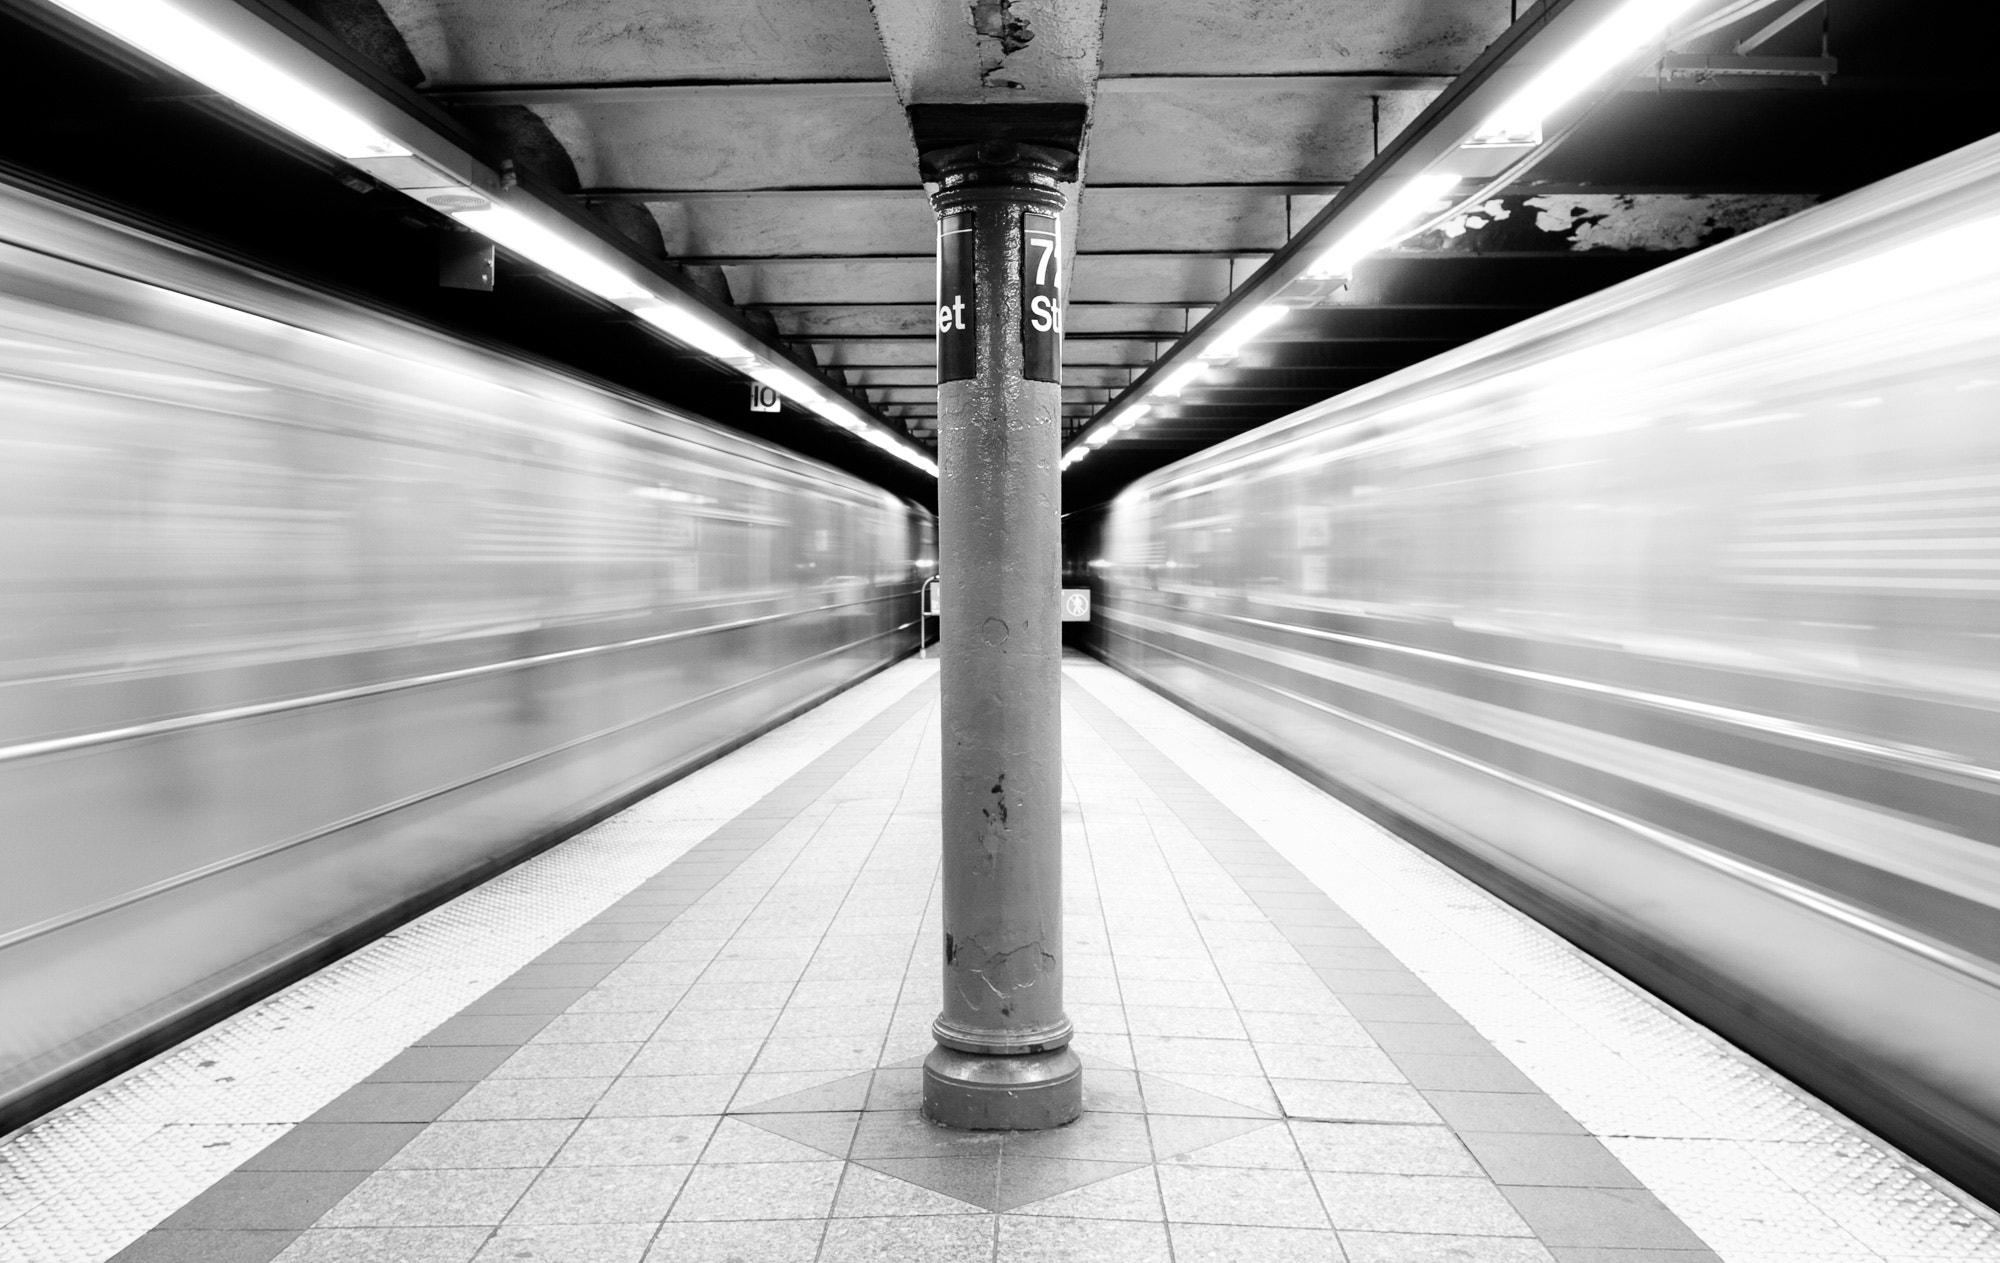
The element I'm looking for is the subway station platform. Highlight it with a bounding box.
[6,657,1996,1263]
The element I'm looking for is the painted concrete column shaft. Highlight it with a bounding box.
[923,140,1081,1131]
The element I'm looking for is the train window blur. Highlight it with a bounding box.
[1088,138,2000,1193]
[0,176,935,1114]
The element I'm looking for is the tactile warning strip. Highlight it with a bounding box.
[98,678,941,1263]
[1064,656,2000,1261]
[1063,676,1722,1259]
[111,661,1697,1263]
[0,662,939,1263]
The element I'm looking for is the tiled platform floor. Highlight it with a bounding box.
[8,656,1996,1263]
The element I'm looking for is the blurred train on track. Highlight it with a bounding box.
[0,173,931,1130]
[1082,134,2000,1196]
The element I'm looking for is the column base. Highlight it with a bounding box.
[921,1044,1082,1131]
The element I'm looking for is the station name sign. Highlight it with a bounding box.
[937,211,976,384]
[935,210,1066,387]
[1021,211,1062,384]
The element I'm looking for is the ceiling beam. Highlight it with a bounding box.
[426,80,896,106]
[749,301,1540,311]
[581,178,1827,201]
[1096,74,1453,94]
[678,250,1272,265]
[578,182,1351,202]
[789,328,1508,345]
[747,301,1207,310]
[428,73,1451,111]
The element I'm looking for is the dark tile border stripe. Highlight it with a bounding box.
[109,676,939,1263]
[1062,677,1721,1260]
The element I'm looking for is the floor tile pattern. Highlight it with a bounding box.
[1064,657,2000,1262]
[0,663,937,1263]
[733,1053,1278,1211]
[105,663,1723,1263]
[21,654,1993,1263]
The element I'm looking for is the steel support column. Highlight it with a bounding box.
[922,140,1081,1131]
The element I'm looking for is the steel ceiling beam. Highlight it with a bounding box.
[580,183,1350,202]
[678,250,1272,265]
[426,74,1451,110]
[426,80,896,106]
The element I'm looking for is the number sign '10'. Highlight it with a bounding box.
[1021,211,1062,384]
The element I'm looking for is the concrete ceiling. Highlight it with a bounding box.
[1060,0,2000,506]
[368,0,1994,494]
[358,0,1502,447]
[6,0,1995,504]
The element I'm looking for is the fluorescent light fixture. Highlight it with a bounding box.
[809,398,867,431]
[1305,172,1462,279]
[1084,430,1113,448]
[448,202,652,303]
[48,0,938,479]
[804,395,849,421]
[631,303,752,361]
[1470,0,1705,146]
[747,364,824,408]
[1149,362,1210,398]
[1112,404,1152,432]
[1204,304,1290,361]
[49,0,411,160]
[869,433,933,475]
[856,424,934,473]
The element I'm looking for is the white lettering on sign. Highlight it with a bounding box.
[937,212,976,383]
[1030,232,1056,285]
[936,293,968,333]
[1029,293,1062,334]
[1021,212,1063,383]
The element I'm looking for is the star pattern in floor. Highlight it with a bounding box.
[733,1054,1280,1212]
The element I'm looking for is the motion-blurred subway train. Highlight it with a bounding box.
[0,174,931,1127]
[1085,133,2000,1193]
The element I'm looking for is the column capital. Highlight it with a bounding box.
[921,140,1076,212]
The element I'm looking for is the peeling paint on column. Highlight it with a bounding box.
[872,0,1101,104]
[972,0,1037,84]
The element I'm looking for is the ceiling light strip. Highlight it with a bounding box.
[1064,0,1741,465]
[38,0,935,477]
